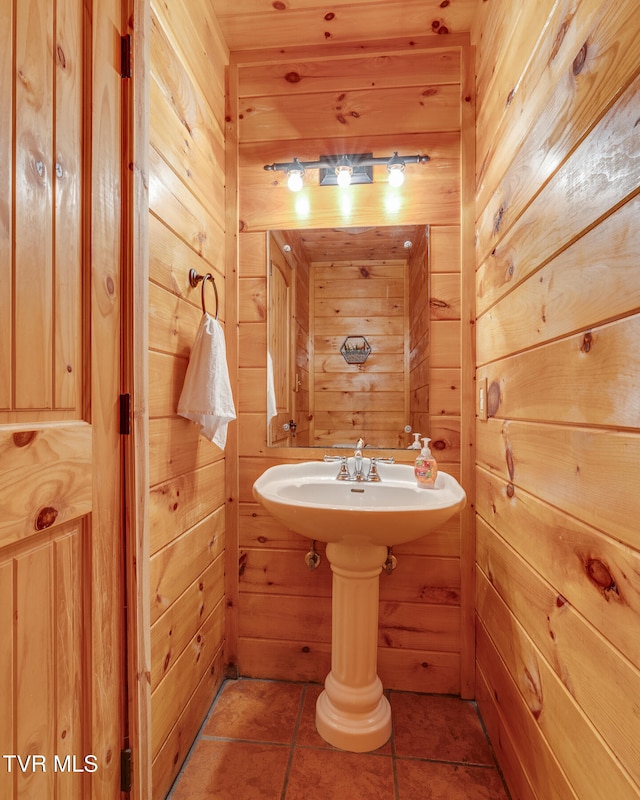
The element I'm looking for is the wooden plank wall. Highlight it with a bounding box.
[473,1,640,798]
[232,41,470,694]
[147,4,229,797]
[311,257,407,448]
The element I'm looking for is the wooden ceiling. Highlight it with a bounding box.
[210,0,479,53]
[284,225,424,263]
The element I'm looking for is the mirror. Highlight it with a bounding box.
[267,225,430,449]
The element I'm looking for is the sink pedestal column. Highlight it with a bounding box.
[316,541,391,752]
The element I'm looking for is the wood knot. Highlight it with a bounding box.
[506,483,515,498]
[301,645,310,653]
[422,87,438,97]
[585,558,619,595]
[324,12,335,20]
[572,43,588,75]
[36,506,58,530]
[492,204,505,235]
[272,1,286,9]
[13,430,37,447]
[431,439,446,451]
[505,444,515,481]
[487,380,501,417]
[580,331,593,353]
[285,71,301,83]
[556,594,567,607]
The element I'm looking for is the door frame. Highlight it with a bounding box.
[121,0,152,797]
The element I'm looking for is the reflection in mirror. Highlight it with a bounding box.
[267,225,430,449]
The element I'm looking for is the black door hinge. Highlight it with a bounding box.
[120,748,132,793]
[119,393,131,435]
[120,34,132,79]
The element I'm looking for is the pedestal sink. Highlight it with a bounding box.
[252,458,466,753]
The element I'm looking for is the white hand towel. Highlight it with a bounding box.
[177,313,236,449]
[266,351,277,423]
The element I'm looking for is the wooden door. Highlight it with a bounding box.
[0,1,127,798]
[268,235,296,445]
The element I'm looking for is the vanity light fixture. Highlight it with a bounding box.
[264,152,430,191]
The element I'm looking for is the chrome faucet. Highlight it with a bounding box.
[353,437,365,481]
[323,439,394,481]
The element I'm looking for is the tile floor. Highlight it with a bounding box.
[167,679,511,800]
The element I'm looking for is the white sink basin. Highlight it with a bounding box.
[252,459,466,546]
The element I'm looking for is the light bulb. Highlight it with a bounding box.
[336,166,352,188]
[287,170,304,192]
[388,166,405,187]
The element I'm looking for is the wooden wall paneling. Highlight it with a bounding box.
[238,593,332,644]
[234,42,466,694]
[477,195,640,364]
[429,368,461,417]
[474,0,558,182]
[213,1,477,52]
[477,573,638,799]
[149,460,226,556]
[149,80,225,225]
[238,50,461,97]
[476,519,640,789]
[149,213,224,310]
[477,76,640,317]
[149,145,223,266]
[476,3,640,263]
[223,60,241,679]
[477,317,640,428]
[378,647,460,695]
[477,419,639,550]
[458,39,476,702]
[148,2,229,793]
[151,605,225,758]
[475,667,538,800]
[474,0,640,790]
[238,131,460,232]
[475,467,640,669]
[151,646,225,799]
[151,569,225,690]
[239,84,461,142]
[237,637,331,683]
[152,0,228,116]
[150,508,225,624]
[475,623,580,800]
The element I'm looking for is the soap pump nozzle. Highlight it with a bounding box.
[408,432,422,449]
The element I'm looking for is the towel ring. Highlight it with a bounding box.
[188,269,219,319]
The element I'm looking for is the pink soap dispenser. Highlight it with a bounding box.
[414,437,438,488]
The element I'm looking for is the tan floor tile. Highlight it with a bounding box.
[203,679,304,744]
[285,747,395,800]
[170,739,289,800]
[391,693,495,765]
[396,759,509,800]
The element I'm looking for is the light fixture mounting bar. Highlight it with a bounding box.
[263,153,430,173]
